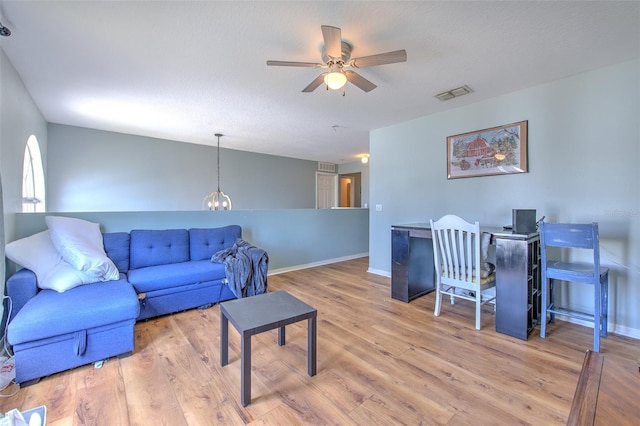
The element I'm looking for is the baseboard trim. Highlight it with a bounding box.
[555,316,640,340]
[366,268,390,277]
[268,253,369,276]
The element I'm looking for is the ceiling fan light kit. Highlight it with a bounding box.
[267,25,407,94]
[324,71,347,90]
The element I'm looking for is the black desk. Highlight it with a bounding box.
[391,224,436,302]
[493,229,541,340]
[391,223,540,339]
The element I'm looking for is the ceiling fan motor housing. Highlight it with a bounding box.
[322,41,352,64]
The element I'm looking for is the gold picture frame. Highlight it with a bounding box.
[447,120,528,179]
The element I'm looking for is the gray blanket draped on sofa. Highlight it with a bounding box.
[211,239,268,298]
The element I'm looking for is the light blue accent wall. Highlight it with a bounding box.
[0,48,48,322]
[369,60,640,336]
[47,124,318,211]
[0,49,48,243]
[13,209,369,272]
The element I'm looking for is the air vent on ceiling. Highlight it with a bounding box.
[318,162,337,173]
[434,85,473,101]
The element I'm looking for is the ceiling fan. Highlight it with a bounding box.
[267,25,407,94]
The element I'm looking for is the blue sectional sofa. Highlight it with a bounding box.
[6,225,253,384]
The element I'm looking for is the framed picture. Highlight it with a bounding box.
[447,120,528,179]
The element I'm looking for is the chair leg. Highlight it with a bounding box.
[475,288,481,330]
[549,279,556,324]
[601,274,608,337]
[434,283,442,317]
[594,279,601,352]
[540,277,548,339]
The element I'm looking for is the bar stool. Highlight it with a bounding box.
[539,221,608,352]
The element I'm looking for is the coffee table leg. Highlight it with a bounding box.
[278,326,286,346]
[220,311,228,366]
[308,315,317,376]
[241,332,251,407]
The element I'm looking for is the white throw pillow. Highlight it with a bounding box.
[46,216,120,281]
[5,231,98,292]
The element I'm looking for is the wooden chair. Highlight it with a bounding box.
[539,221,608,352]
[430,215,496,330]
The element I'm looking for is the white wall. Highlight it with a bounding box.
[369,60,640,336]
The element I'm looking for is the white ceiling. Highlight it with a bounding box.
[1,1,638,164]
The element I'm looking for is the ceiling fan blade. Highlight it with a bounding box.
[267,60,323,68]
[302,73,326,92]
[321,25,342,59]
[350,49,407,68]
[345,70,377,92]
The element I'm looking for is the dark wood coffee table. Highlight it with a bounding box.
[220,290,317,406]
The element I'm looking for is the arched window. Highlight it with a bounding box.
[22,135,45,212]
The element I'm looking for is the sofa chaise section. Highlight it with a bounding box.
[7,271,139,384]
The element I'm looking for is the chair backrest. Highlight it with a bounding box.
[538,221,601,275]
[430,214,481,287]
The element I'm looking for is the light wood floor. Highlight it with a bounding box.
[1,257,639,425]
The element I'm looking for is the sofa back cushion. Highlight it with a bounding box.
[189,225,242,261]
[103,232,131,272]
[129,229,190,269]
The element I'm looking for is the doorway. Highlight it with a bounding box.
[316,172,338,208]
[339,172,362,208]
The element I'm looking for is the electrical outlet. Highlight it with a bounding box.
[375,204,383,212]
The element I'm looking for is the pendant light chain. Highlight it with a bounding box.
[201,133,233,210]
[216,133,222,193]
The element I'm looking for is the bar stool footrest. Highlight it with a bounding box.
[546,305,595,323]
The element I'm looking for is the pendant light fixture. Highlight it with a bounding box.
[202,133,232,210]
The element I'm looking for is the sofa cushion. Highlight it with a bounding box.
[7,279,139,346]
[103,232,131,273]
[127,260,226,293]
[189,225,241,261]
[129,229,189,269]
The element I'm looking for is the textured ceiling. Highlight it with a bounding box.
[1,1,638,164]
